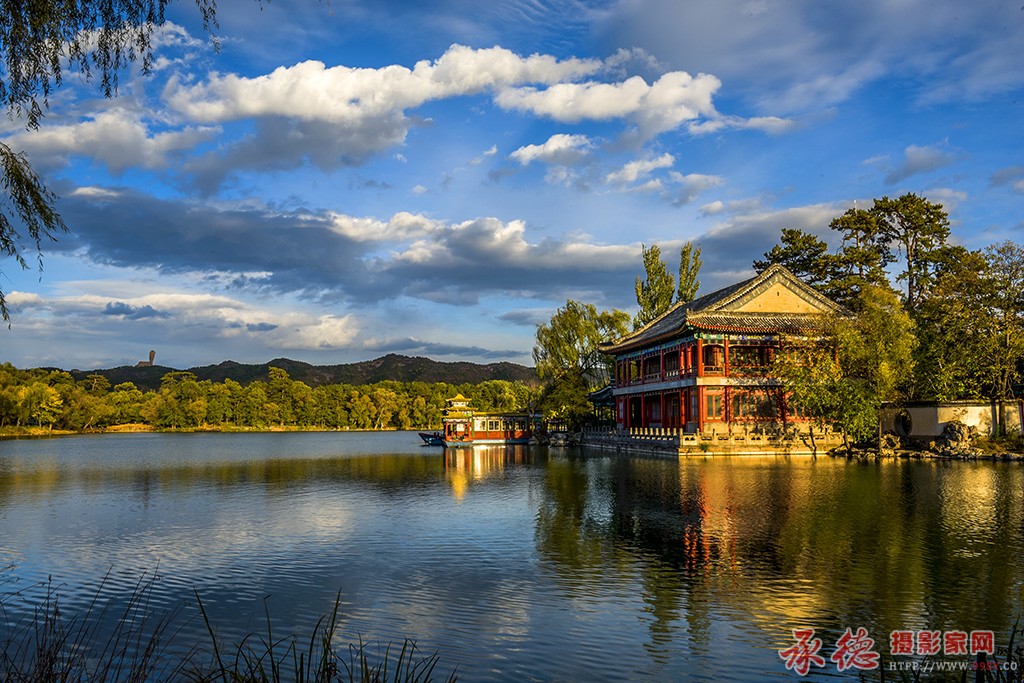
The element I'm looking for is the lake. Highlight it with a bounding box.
[0,431,1021,681]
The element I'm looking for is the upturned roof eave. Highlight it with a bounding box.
[598,265,846,354]
[599,327,690,354]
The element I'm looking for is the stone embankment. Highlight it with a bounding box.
[579,426,846,456]
[834,421,1024,461]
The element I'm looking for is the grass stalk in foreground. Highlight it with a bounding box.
[1,571,457,683]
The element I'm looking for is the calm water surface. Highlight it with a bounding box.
[1,431,1022,681]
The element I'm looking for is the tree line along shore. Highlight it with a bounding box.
[0,363,539,434]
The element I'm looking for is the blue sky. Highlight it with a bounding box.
[2,0,1022,370]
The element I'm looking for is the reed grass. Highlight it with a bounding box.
[0,570,191,682]
[0,571,457,683]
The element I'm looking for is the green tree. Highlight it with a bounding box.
[754,228,836,288]
[347,390,375,429]
[0,386,18,427]
[536,371,593,421]
[676,241,702,303]
[372,386,399,429]
[981,241,1024,399]
[774,285,916,451]
[911,246,991,400]
[58,383,114,429]
[205,381,235,425]
[870,193,950,311]
[21,381,62,429]
[534,300,630,391]
[911,241,1024,402]
[634,243,675,329]
[534,300,630,422]
[109,382,146,424]
[0,0,220,319]
[156,371,204,428]
[266,367,296,426]
[237,382,268,427]
[81,374,112,396]
[291,380,315,426]
[827,208,891,307]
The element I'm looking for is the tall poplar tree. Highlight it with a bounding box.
[676,242,702,303]
[634,243,676,329]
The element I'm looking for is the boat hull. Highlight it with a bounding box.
[419,431,444,446]
[442,434,532,447]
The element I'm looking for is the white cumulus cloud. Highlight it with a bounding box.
[606,152,675,185]
[509,133,593,166]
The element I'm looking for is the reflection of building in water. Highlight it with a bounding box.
[616,457,844,645]
[444,446,530,500]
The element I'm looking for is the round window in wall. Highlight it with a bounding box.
[895,410,913,437]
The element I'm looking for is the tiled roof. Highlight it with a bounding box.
[686,311,830,334]
[599,264,844,353]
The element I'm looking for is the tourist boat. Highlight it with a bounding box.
[419,431,444,446]
[441,394,537,447]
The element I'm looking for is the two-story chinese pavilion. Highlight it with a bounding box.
[599,264,846,434]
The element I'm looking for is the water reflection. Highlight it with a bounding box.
[443,446,536,501]
[0,434,1021,681]
[530,453,1024,678]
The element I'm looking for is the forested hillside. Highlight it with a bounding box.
[63,353,537,392]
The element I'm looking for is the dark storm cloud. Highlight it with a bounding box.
[373,218,639,308]
[182,116,413,194]
[56,188,376,299]
[103,301,171,319]
[364,337,523,360]
[497,309,550,326]
[56,188,844,313]
[54,189,640,308]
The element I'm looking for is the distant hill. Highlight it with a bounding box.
[69,353,538,392]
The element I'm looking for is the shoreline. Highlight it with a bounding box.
[0,424,409,439]
[3,426,1022,461]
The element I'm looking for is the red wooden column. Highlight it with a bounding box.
[697,339,704,377]
[723,337,730,377]
[724,385,731,431]
[697,387,705,433]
